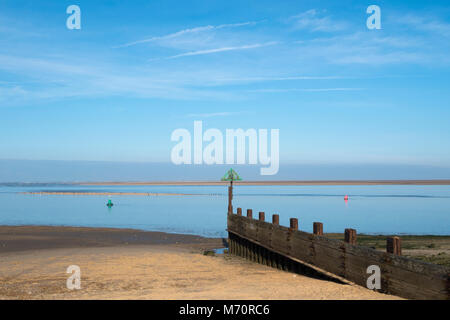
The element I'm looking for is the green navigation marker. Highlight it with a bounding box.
[222,168,241,214]
[221,168,242,182]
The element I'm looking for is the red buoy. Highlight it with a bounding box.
[344,195,349,201]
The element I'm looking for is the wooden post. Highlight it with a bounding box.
[345,228,357,245]
[247,209,253,219]
[228,185,233,214]
[287,258,293,272]
[238,238,242,256]
[276,254,282,270]
[290,218,298,230]
[282,256,288,271]
[387,236,402,255]
[270,252,277,268]
[237,208,242,216]
[313,222,323,235]
[259,212,265,221]
[246,241,251,260]
[244,239,248,258]
[250,242,255,261]
[272,214,279,225]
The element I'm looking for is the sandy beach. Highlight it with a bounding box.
[0,226,400,300]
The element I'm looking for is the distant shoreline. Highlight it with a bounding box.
[21,191,199,196]
[4,180,450,186]
[80,180,450,186]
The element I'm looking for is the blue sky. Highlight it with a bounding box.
[1,0,450,180]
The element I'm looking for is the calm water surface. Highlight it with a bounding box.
[0,184,449,237]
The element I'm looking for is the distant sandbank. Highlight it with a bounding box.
[22,191,199,196]
[80,180,450,186]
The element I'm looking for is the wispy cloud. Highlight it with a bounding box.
[289,9,348,32]
[159,41,278,60]
[212,75,345,83]
[304,32,422,48]
[396,14,450,38]
[0,54,241,104]
[334,52,425,65]
[291,30,440,65]
[115,21,260,48]
[248,88,363,93]
[186,111,242,118]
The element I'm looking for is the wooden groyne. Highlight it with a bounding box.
[227,209,450,300]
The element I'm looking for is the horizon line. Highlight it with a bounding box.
[3,179,450,186]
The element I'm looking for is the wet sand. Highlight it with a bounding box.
[0,226,224,253]
[0,226,400,300]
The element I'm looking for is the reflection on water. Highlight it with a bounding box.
[213,248,227,254]
[0,185,449,237]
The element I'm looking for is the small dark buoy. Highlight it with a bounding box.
[106,199,114,207]
[344,195,349,201]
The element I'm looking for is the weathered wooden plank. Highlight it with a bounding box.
[387,276,448,300]
[289,232,313,264]
[255,220,273,248]
[383,263,447,293]
[345,244,449,280]
[386,253,449,276]
[270,227,290,255]
[309,233,345,251]
[310,242,345,276]
[228,214,247,236]
[243,218,257,240]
